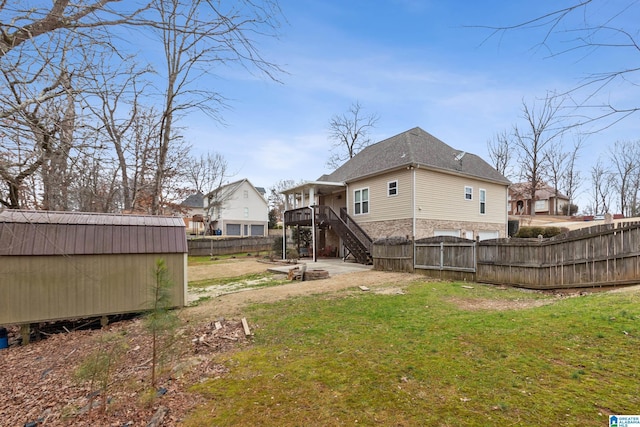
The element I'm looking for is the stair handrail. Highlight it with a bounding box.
[315,205,370,264]
[339,208,373,251]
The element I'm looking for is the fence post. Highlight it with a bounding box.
[473,240,477,273]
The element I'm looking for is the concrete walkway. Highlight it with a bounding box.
[267,258,373,276]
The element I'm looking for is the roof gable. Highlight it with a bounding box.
[206,178,267,207]
[319,127,510,185]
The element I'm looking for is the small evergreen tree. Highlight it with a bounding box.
[145,259,179,387]
[74,332,127,414]
[268,208,278,229]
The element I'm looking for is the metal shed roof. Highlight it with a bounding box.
[0,210,188,256]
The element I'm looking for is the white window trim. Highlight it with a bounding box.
[465,186,473,201]
[387,180,398,197]
[354,187,370,215]
[479,188,486,215]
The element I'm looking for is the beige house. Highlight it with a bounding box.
[281,127,511,263]
[205,179,268,237]
[508,182,570,216]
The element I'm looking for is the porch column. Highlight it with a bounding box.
[282,216,286,260]
[309,187,315,207]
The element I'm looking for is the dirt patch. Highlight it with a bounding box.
[447,296,556,311]
[184,264,418,320]
[188,257,269,281]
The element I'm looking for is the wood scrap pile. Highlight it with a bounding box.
[192,317,252,354]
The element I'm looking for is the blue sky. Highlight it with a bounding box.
[184,1,639,210]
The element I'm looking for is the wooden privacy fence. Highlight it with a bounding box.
[415,236,476,282]
[372,237,413,273]
[372,222,640,289]
[188,236,276,256]
[478,222,640,289]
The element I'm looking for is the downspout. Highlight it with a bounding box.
[412,165,416,272]
[412,165,417,239]
[505,188,509,238]
[310,205,316,262]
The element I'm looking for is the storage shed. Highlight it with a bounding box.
[0,210,188,325]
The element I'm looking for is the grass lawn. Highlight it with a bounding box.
[184,279,640,426]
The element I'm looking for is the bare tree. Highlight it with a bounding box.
[83,58,153,212]
[608,140,640,217]
[513,93,565,215]
[0,1,283,214]
[148,0,283,214]
[545,140,569,215]
[184,152,229,195]
[590,159,612,215]
[560,137,584,214]
[0,1,149,120]
[0,1,144,210]
[477,2,640,130]
[486,130,513,178]
[327,101,379,169]
[268,178,298,220]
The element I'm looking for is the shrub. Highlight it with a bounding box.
[271,235,284,258]
[514,226,565,238]
[562,203,579,216]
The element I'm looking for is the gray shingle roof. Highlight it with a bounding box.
[181,192,204,208]
[319,127,510,185]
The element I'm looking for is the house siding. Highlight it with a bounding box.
[354,169,507,240]
[415,168,506,226]
[215,180,268,236]
[347,169,413,222]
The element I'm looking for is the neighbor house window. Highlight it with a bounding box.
[243,190,249,198]
[244,207,249,218]
[354,188,369,215]
[465,186,473,200]
[479,189,486,214]
[388,180,398,196]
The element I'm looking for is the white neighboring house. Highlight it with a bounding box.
[205,179,269,237]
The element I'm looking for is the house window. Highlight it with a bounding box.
[465,186,473,200]
[244,207,249,218]
[388,180,398,196]
[354,188,369,215]
[479,189,486,214]
[243,190,249,198]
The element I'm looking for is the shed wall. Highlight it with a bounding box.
[0,253,186,324]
